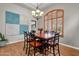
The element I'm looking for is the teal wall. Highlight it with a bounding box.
[6,11,20,24]
[5,11,29,35]
[20,25,29,34]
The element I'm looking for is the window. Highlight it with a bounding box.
[44,9,64,37]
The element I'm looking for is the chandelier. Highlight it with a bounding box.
[32,4,44,20]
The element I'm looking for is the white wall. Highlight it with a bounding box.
[44,3,79,48]
[0,3,32,44]
[1,3,79,48]
[36,17,44,30]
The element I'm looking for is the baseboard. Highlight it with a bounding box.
[7,40,24,45]
[59,43,79,50]
[6,40,79,50]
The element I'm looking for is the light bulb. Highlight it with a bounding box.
[36,9,40,13]
[32,11,35,14]
[32,11,35,16]
[40,11,44,16]
[35,14,38,17]
[41,11,44,14]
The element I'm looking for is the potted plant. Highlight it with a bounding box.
[0,32,8,47]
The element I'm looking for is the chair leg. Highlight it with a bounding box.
[25,46,27,54]
[34,48,36,56]
[23,41,26,50]
[50,46,51,53]
[53,45,55,56]
[53,45,60,56]
[42,49,45,56]
[58,45,60,56]
[42,46,46,56]
[43,49,45,56]
[44,48,47,56]
[25,43,28,54]
[28,46,30,56]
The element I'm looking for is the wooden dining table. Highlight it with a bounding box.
[33,32,55,55]
[27,31,60,56]
[35,32,55,41]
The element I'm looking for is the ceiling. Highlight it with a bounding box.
[16,3,54,11]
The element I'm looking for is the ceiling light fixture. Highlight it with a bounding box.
[32,3,44,20]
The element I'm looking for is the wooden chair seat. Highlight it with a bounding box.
[29,41,42,47]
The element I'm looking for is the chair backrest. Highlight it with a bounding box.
[50,31,55,34]
[44,31,49,33]
[31,30,36,34]
[29,32,35,39]
[24,31,29,41]
[54,33,59,45]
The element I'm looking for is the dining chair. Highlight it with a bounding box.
[23,31,29,54]
[27,32,45,56]
[47,32,60,56]
[53,33,60,56]
[23,31,36,55]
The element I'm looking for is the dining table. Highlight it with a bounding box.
[35,32,55,41]
[33,32,55,55]
[27,31,60,55]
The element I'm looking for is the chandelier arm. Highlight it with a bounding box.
[32,3,44,21]
[37,3,38,9]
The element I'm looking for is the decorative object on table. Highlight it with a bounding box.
[0,33,8,47]
[32,3,44,20]
[38,28,43,35]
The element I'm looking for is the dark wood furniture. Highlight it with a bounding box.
[47,32,60,56]
[27,32,45,56]
[23,32,29,54]
[36,32,54,55]
[38,28,43,35]
[23,31,60,56]
[36,32,60,56]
